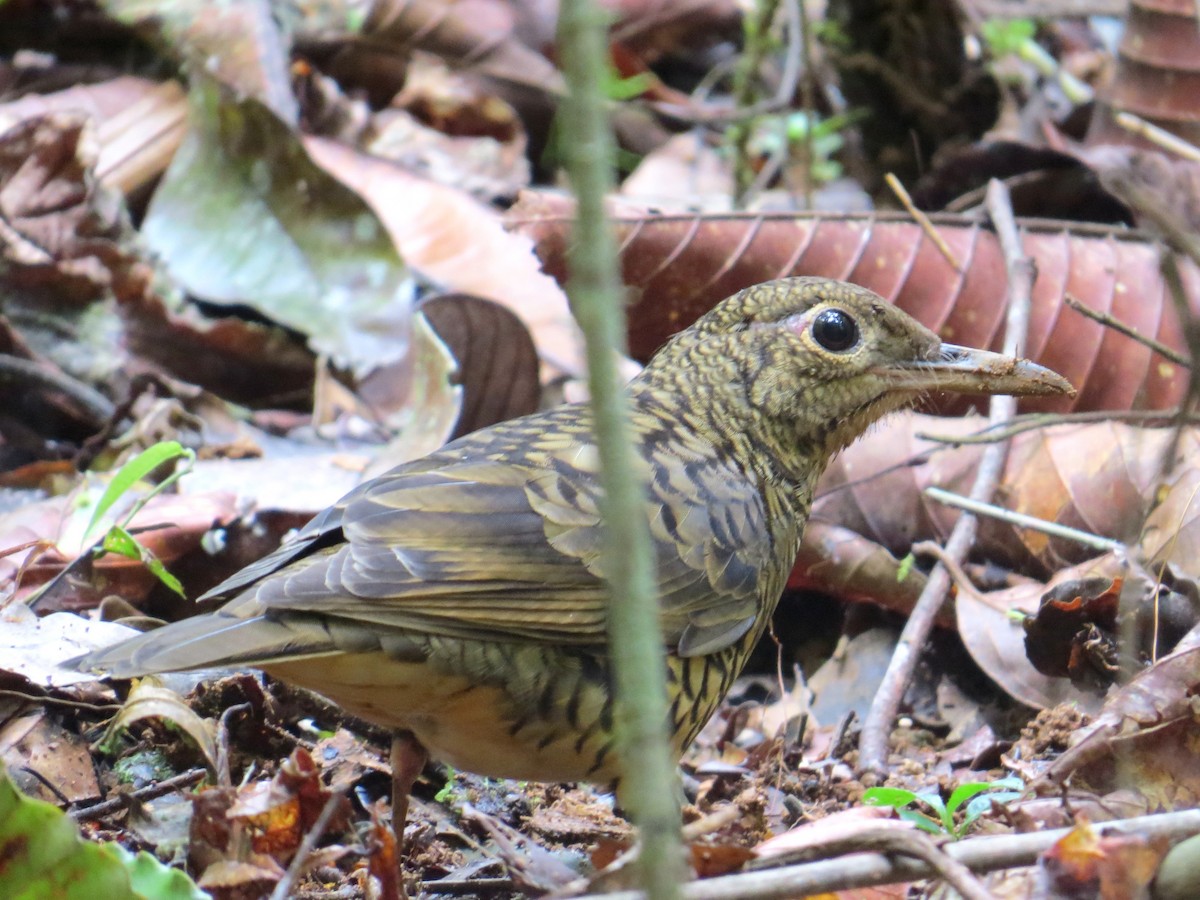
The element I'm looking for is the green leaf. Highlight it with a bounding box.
[896,808,945,835]
[84,442,187,541]
[101,526,185,597]
[141,552,186,597]
[112,845,209,900]
[945,781,998,815]
[101,525,142,561]
[434,768,458,804]
[980,18,1037,56]
[605,70,653,101]
[0,765,208,899]
[861,787,918,809]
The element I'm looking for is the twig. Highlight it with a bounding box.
[910,540,987,604]
[19,766,72,805]
[1159,253,1199,473]
[790,0,814,210]
[1064,292,1190,367]
[69,768,207,821]
[270,792,345,900]
[1095,169,1200,475]
[925,487,1125,553]
[558,1,683,897]
[576,808,1200,900]
[756,826,993,900]
[884,173,963,272]
[1114,111,1200,162]
[915,408,1198,444]
[413,877,512,896]
[0,688,119,713]
[859,179,1030,773]
[682,805,742,841]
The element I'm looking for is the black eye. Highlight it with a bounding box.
[811,308,859,352]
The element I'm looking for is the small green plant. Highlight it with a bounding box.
[434,767,458,804]
[979,18,1092,104]
[83,441,196,596]
[745,109,865,186]
[862,776,1023,838]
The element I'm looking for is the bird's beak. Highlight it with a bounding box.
[888,345,1075,397]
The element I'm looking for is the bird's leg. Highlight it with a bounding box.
[390,730,428,865]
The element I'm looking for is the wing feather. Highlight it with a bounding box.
[119,406,779,671]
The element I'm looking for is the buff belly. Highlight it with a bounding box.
[264,631,745,785]
[265,645,623,784]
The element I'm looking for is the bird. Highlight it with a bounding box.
[74,277,1072,850]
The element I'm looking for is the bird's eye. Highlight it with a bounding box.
[811,308,859,352]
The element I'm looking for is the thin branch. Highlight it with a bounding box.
[730,0,784,204]
[1095,169,1200,477]
[575,808,1200,900]
[916,408,1198,445]
[859,179,1031,772]
[413,877,512,896]
[1064,292,1190,367]
[925,487,1125,554]
[1114,111,1200,162]
[1159,252,1199,473]
[885,173,963,272]
[910,540,987,604]
[557,2,684,897]
[70,768,207,821]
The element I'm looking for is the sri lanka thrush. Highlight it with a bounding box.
[75,277,1072,841]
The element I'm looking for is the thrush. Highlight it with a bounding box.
[75,277,1071,843]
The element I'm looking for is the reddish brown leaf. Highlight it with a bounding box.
[689,842,755,878]
[1088,0,1200,148]
[507,199,1198,412]
[120,291,316,408]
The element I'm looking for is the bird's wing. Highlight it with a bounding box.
[214,423,776,659]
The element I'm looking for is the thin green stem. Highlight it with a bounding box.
[556,2,684,898]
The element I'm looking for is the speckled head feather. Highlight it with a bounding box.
[638,277,1066,467]
[638,278,944,471]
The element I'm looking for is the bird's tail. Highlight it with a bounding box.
[69,613,339,678]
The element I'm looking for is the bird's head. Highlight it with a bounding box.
[639,277,1073,472]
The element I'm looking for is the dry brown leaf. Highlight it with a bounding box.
[0,75,186,196]
[307,136,581,378]
[358,0,564,95]
[1087,0,1200,149]
[508,198,1198,412]
[815,416,1198,575]
[1040,633,1200,809]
